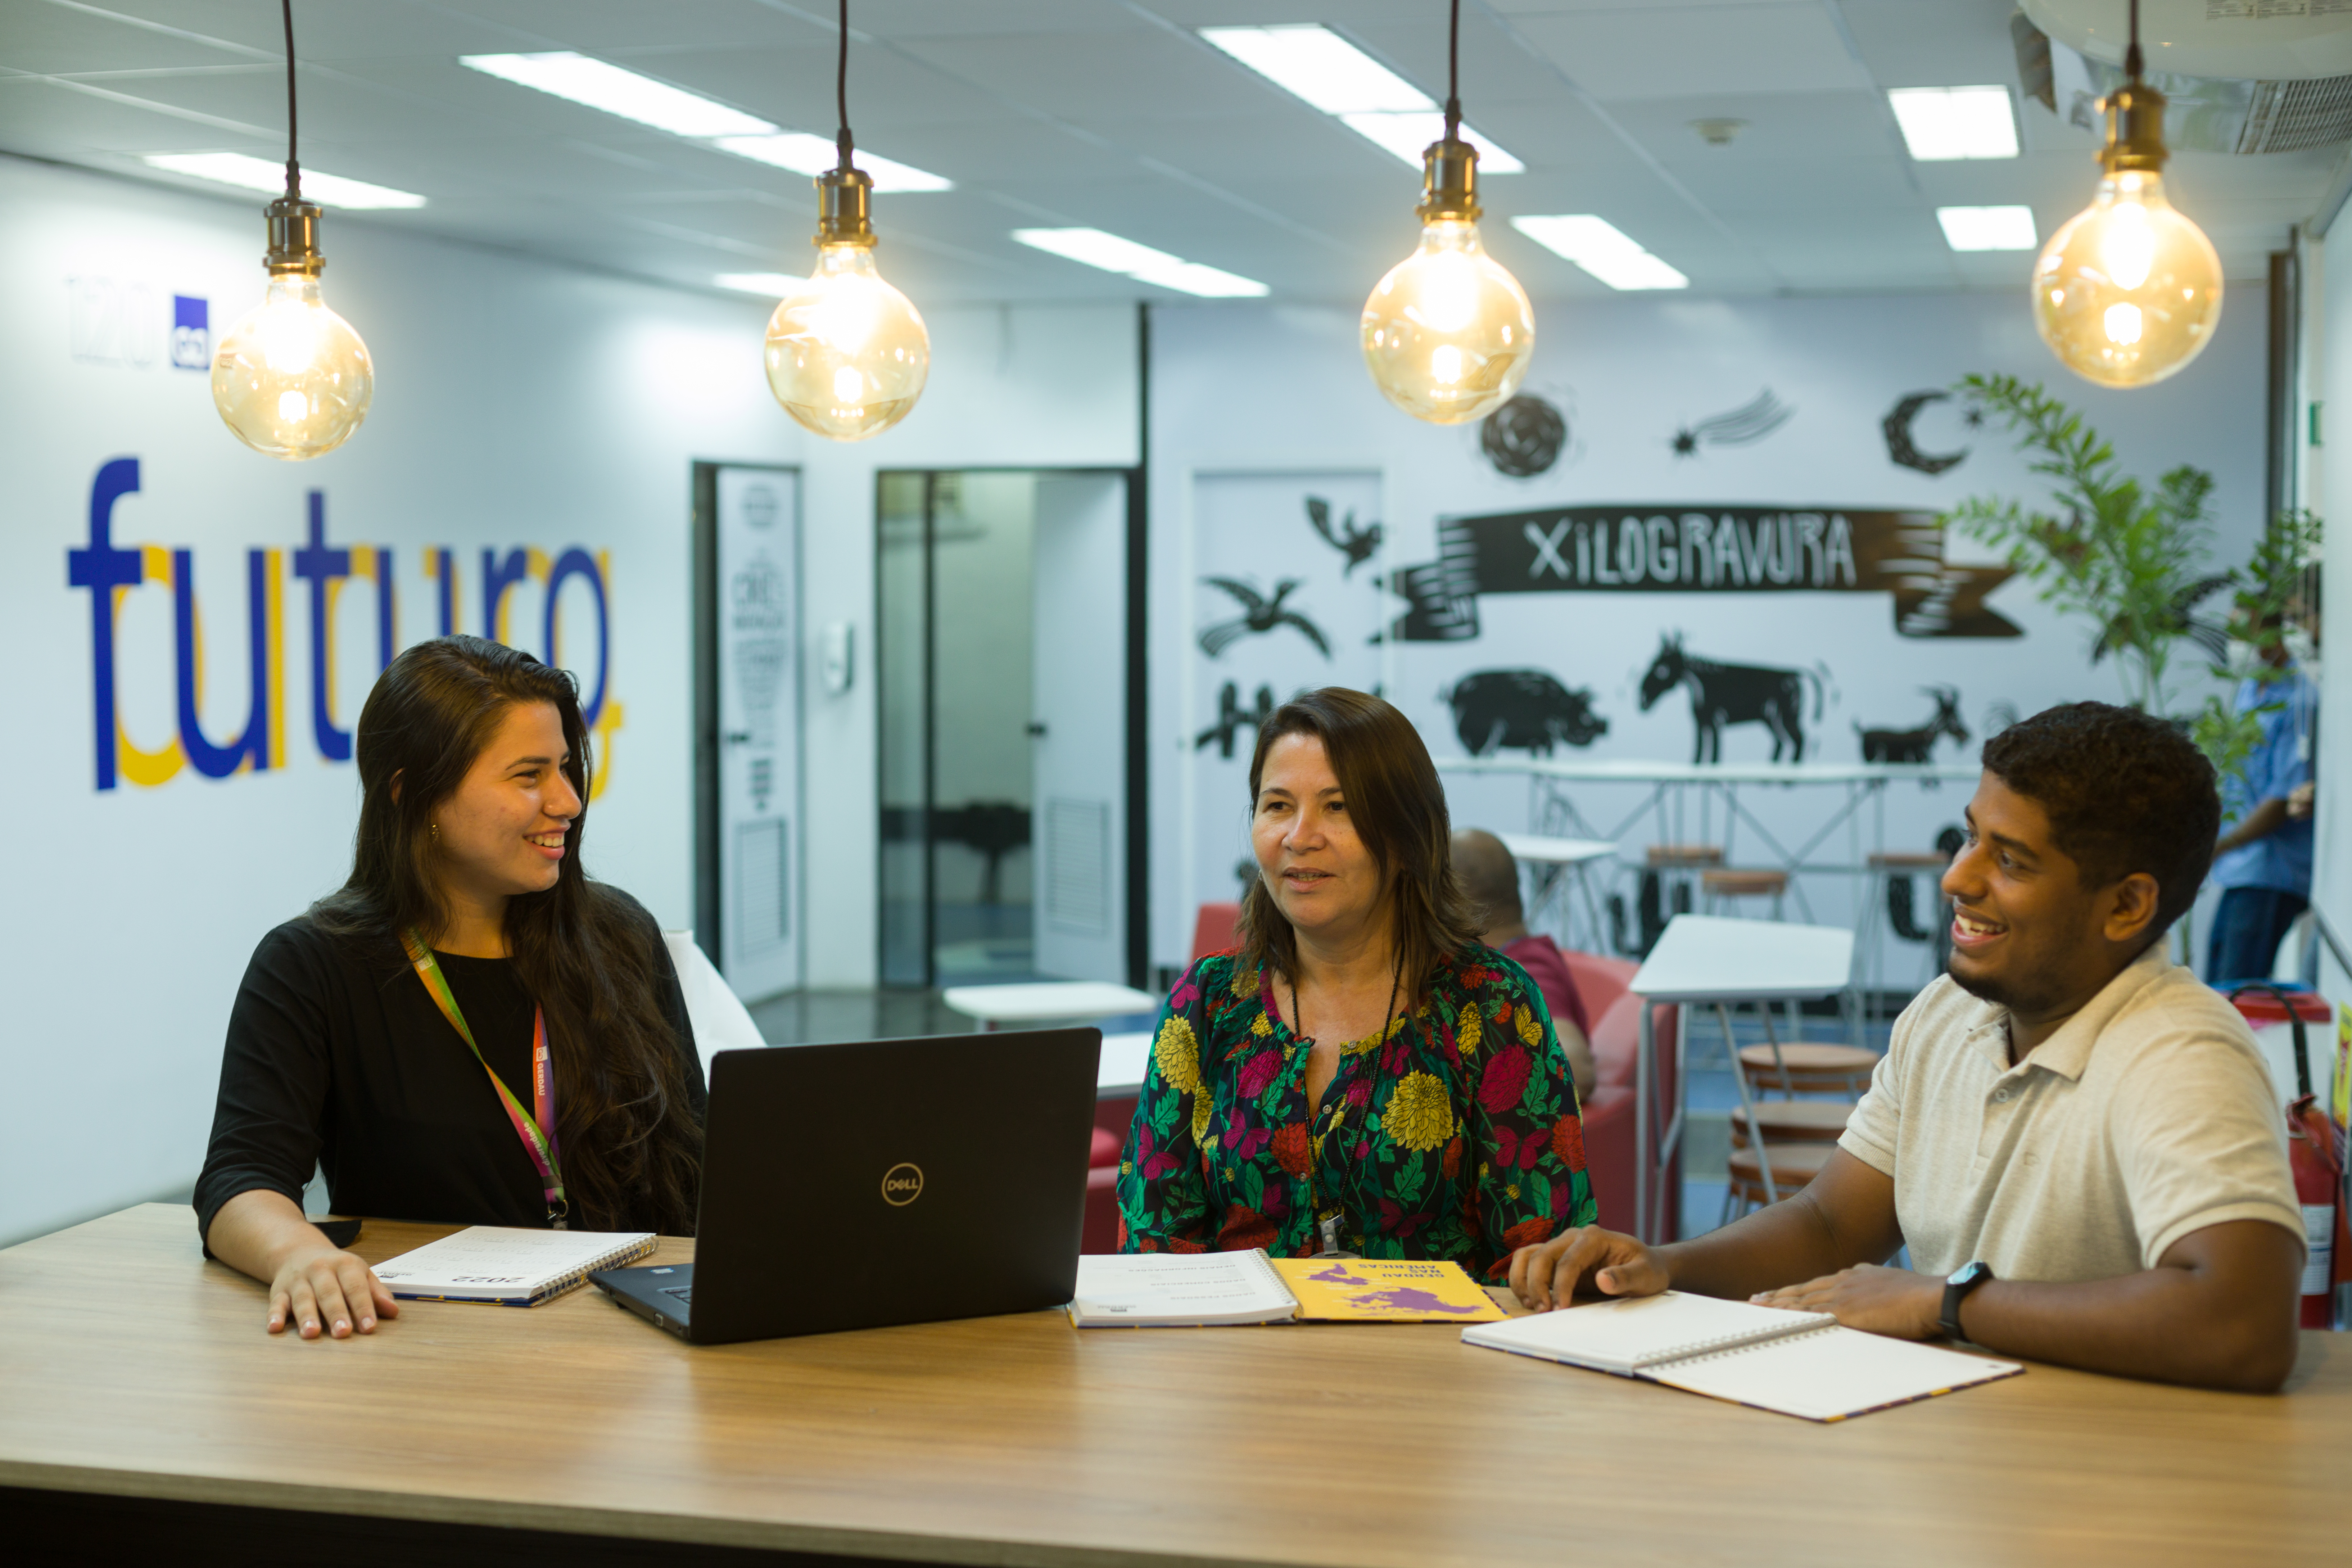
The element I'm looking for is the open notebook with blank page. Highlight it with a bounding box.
[1463,1290,2022,1421]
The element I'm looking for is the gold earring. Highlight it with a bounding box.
[430,822,440,843]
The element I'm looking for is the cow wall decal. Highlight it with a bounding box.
[1856,685,1968,763]
[1443,669,1607,756]
[1637,634,1824,763]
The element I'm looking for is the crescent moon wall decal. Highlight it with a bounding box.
[1883,390,1969,475]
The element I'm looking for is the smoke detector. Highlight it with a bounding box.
[1688,118,1748,147]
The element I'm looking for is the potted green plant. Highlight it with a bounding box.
[1945,372,2320,781]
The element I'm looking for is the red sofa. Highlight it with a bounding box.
[1083,908,1674,1250]
[1558,949,1679,1239]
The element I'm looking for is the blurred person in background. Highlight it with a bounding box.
[1451,828,1595,1102]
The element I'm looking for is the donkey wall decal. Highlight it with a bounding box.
[1637,633,1824,763]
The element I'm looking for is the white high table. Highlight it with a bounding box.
[1497,832,1616,952]
[1626,915,1858,1244]
[940,981,1160,1030]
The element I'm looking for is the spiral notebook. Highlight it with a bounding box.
[371,1226,658,1307]
[1462,1291,2022,1421]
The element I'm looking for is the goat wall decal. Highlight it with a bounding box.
[1637,634,1823,763]
[1857,686,1969,763]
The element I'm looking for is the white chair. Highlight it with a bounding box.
[662,930,766,1082]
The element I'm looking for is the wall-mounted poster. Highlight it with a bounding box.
[1187,472,1382,922]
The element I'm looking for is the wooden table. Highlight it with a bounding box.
[3,1206,2347,1567]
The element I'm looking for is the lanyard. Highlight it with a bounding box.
[402,930,569,1229]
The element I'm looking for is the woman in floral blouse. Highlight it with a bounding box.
[1118,687,1594,1281]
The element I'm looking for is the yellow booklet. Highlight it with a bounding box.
[1270,1256,1505,1323]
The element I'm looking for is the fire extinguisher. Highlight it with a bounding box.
[2233,984,2340,1329]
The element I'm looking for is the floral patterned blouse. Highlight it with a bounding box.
[1116,945,1595,1281]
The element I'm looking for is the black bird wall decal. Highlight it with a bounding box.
[1671,388,1795,457]
[1198,577,1333,659]
[1305,495,1382,575]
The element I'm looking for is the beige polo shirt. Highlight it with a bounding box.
[1838,944,2303,1282]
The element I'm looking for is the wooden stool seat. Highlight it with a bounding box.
[1869,850,1950,870]
[1726,1140,1835,1204]
[1700,868,1789,898]
[1729,1100,1856,1146]
[1645,843,1725,867]
[1738,1042,1880,1095]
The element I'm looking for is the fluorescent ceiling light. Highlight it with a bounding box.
[1887,86,2018,160]
[1200,24,1523,173]
[1200,24,1430,114]
[1510,215,1688,291]
[714,272,800,296]
[714,133,952,193]
[143,153,425,209]
[1011,228,1268,298]
[1936,204,2038,251]
[460,52,776,137]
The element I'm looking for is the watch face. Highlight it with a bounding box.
[1946,1261,1990,1288]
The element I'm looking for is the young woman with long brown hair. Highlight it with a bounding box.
[1117,688,1594,1278]
[197,636,705,1341]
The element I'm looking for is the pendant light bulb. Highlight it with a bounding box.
[765,168,929,441]
[213,2,372,460]
[1360,2,1533,424]
[213,196,374,460]
[2031,11,2222,388]
[1361,146,1533,425]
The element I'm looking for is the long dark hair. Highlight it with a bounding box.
[312,635,701,1233]
[1235,687,1481,1002]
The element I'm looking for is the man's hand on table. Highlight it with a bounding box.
[1749,1262,1943,1338]
[1507,1225,1672,1311]
[267,1239,399,1340]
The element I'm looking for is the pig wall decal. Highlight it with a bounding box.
[1443,669,1609,756]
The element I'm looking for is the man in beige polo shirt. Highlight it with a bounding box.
[1506,702,2308,1391]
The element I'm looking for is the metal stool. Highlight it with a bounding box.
[1857,849,1951,1026]
[1701,868,1788,921]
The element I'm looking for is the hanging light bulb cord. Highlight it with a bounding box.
[280,0,301,200]
[834,0,854,172]
[2125,0,2143,81]
[1444,0,1462,143]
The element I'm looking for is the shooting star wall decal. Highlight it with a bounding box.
[1671,388,1794,457]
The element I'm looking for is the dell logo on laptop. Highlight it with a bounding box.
[881,1162,924,1206]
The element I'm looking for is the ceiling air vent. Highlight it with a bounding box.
[2015,10,2352,153]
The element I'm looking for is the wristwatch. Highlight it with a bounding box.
[1940,1260,1994,1341]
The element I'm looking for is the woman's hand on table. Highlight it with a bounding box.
[1508,1226,1670,1311]
[268,1240,399,1339]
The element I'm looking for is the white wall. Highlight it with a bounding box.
[1148,292,2269,976]
[0,154,1136,1246]
[2313,230,2352,1011]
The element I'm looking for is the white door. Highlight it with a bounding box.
[1031,473,1129,984]
[716,466,801,999]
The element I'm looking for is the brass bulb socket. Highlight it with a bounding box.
[2097,80,2169,176]
[814,166,877,248]
[1417,137,1481,224]
[264,194,325,276]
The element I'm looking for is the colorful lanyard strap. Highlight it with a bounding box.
[401,929,569,1229]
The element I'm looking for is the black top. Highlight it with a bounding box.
[195,892,706,1244]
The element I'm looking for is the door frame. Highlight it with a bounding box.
[872,465,1149,989]
[691,460,804,982]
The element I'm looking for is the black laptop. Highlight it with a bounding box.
[591,1028,1100,1345]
